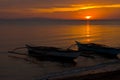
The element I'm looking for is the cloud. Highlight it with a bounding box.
[0,0,120,9]
[0,3,120,14]
[72,4,120,10]
[0,1,120,19]
[28,4,120,13]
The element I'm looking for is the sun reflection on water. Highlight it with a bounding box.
[85,21,92,43]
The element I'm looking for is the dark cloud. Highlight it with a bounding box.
[0,0,120,19]
[0,0,120,9]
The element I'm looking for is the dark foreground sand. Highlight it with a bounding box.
[56,70,120,80]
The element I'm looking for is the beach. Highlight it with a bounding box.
[56,69,120,80]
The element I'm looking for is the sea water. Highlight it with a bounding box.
[0,19,120,80]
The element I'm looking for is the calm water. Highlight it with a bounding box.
[0,20,120,80]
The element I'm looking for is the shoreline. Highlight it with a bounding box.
[38,60,120,80]
[56,69,120,80]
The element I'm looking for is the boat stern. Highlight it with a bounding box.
[117,53,120,59]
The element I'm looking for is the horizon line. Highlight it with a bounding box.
[0,17,120,21]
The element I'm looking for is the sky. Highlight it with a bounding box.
[0,0,120,20]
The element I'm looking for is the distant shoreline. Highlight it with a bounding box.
[0,18,120,25]
[0,17,120,21]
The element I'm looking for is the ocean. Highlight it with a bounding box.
[0,19,120,80]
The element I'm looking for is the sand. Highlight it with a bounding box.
[56,70,120,80]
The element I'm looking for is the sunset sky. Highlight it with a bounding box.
[0,0,120,20]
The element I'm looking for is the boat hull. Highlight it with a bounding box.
[75,41,120,59]
[26,45,80,62]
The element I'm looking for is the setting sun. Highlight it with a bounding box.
[85,16,92,19]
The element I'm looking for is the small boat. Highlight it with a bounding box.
[26,44,81,61]
[75,41,120,59]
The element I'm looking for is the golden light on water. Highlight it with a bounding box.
[85,23,91,42]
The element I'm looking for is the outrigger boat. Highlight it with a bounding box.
[26,44,81,61]
[75,41,120,59]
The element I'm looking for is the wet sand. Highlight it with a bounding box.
[56,69,120,80]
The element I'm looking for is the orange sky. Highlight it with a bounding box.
[0,0,120,20]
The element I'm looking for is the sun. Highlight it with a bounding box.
[85,16,92,19]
